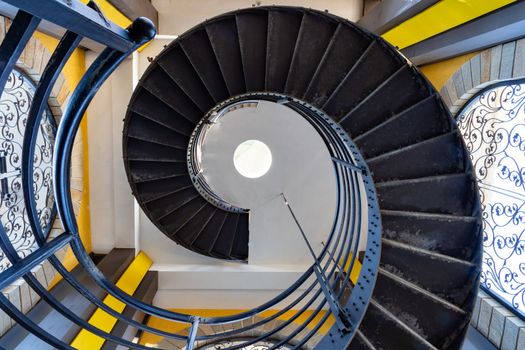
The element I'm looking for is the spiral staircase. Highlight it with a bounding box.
[0,2,482,349]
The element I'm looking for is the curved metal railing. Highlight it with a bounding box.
[0,1,381,349]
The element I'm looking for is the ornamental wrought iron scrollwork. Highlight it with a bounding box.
[199,339,292,350]
[457,80,525,319]
[0,68,57,272]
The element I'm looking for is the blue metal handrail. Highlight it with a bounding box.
[0,1,382,349]
[2,0,134,52]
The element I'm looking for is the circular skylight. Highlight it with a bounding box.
[233,140,272,178]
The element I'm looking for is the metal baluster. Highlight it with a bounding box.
[22,31,82,243]
[331,157,367,175]
[0,232,73,290]
[187,317,200,350]
[0,150,20,200]
[0,294,72,349]
[280,193,352,332]
[0,10,40,91]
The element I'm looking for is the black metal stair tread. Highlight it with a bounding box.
[320,39,376,110]
[359,299,438,350]
[146,187,199,220]
[135,175,193,204]
[303,22,371,108]
[125,138,187,163]
[377,267,467,314]
[381,209,481,261]
[143,186,196,207]
[380,209,478,222]
[375,173,478,216]
[138,67,203,124]
[125,134,186,151]
[125,157,186,163]
[179,29,229,103]
[322,39,404,120]
[367,131,466,182]
[347,330,376,350]
[126,110,192,140]
[236,10,268,92]
[380,238,479,308]
[193,210,229,255]
[129,85,195,127]
[125,115,190,149]
[127,160,188,183]
[353,94,453,159]
[339,65,432,137]
[285,11,337,98]
[230,213,249,259]
[132,172,189,185]
[205,17,246,96]
[373,268,469,348]
[160,196,209,234]
[265,8,303,92]
[173,204,217,245]
[156,45,215,112]
[211,213,241,259]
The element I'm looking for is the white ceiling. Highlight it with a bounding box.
[152,0,364,36]
[201,100,337,266]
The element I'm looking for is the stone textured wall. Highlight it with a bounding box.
[440,38,525,350]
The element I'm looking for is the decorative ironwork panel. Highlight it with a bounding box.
[0,68,56,272]
[457,81,525,319]
[200,339,292,350]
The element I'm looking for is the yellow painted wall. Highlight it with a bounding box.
[80,0,131,28]
[383,0,515,49]
[419,51,479,91]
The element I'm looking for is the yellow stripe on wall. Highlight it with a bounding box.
[382,0,515,50]
[80,0,132,28]
[71,251,153,349]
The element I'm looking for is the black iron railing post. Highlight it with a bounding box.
[281,193,352,332]
[0,10,40,91]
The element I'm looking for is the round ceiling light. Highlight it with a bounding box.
[233,140,272,178]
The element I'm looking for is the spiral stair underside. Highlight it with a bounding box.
[123,6,482,349]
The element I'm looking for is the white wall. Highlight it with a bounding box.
[87,53,136,253]
[152,0,363,36]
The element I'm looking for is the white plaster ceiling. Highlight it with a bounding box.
[200,100,337,266]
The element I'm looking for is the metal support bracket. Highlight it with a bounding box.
[0,151,20,200]
[186,317,200,350]
[87,0,110,27]
[281,193,352,333]
[332,157,368,176]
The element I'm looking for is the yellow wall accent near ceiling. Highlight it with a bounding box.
[71,251,153,349]
[420,51,480,90]
[80,0,132,28]
[382,0,515,50]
